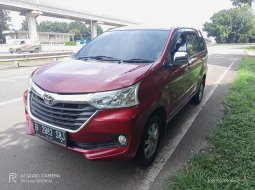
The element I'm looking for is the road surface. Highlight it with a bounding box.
[0,45,245,190]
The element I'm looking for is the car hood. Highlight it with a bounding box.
[32,59,153,93]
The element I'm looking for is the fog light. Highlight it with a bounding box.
[118,135,127,146]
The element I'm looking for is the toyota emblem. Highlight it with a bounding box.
[43,92,55,105]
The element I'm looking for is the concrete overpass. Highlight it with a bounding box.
[0,0,137,40]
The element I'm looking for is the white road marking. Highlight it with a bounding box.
[0,75,29,82]
[138,56,241,190]
[0,97,23,106]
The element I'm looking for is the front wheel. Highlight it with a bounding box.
[35,48,40,53]
[16,49,21,54]
[136,115,162,166]
[191,78,205,105]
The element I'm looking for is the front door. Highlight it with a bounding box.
[165,32,192,118]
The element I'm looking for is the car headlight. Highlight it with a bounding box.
[89,83,140,109]
[28,76,33,92]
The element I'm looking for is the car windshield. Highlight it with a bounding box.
[75,30,170,63]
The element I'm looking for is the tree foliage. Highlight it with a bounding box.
[0,9,10,42]
[231,0,252,6]
[38,21,69,33]
[21,19,29,31]
[20,19,103,40]
[203,5,255,43]
[68,21,90,40]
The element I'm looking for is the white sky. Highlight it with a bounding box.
[9,0,233,32]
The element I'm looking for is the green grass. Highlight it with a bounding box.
[168,57,255,190]
[245,46,255,52]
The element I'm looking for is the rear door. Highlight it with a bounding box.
[19,40,26,52]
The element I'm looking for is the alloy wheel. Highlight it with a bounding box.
[144,123,159,159]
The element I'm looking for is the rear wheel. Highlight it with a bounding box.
[192,78,205,105]
[35,48,40,53]
[136,115,162,166]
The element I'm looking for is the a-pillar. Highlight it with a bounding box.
[21,10,42,41]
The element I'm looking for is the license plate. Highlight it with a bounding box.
[34,122,68,147]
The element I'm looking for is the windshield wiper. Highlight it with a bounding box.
[122,58,154,63]
[76,56,154,63]
[76,55,121,62]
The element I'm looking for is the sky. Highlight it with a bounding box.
[9,0,233,32]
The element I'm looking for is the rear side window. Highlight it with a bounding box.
[186,33,200,56]
[197,36,206,51]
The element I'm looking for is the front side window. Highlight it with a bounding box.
[175,34,187,52]
[166,33,188,65]
[75,30,170,63]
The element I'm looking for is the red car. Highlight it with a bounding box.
[24,26,207,166]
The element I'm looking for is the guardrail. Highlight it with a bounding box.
[0,51,73,62]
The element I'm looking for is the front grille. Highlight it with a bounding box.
[30,91,97,131]
[69,140,119,150]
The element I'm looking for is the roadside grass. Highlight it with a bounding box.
[168,57,255,190]
[245,46,255,51]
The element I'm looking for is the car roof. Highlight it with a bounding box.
[110,25,198,32]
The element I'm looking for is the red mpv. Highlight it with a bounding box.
[24,26,208,166]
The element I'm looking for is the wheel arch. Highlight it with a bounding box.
[147,106,167,136]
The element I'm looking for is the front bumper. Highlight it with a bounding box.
[24,90,146,160]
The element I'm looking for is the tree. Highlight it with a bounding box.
[38,21,69,33]
[19,19,104,41]
[97,25,103,36]
[69,21,90,40]
[68,21,104,40]
[21,19,28,31]
[0,9,10,43]
[203,5,255,43]
[231,0,252,6]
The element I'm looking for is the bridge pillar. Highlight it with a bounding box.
[21,11,42,41]
[91,21,98,39]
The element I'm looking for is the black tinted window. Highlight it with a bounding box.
[76,30,170,62]
[186,33,200,56]
[198,36,206,51]
[175,34,187,52]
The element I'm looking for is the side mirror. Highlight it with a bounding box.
[174,52,189,65]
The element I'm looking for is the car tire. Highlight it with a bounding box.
[191,77,205,105]
[136,115,162,166]
[16,49,21,54]
[9,49,14,54]
[35,48,39,53]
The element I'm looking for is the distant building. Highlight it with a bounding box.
[3,30,75,45]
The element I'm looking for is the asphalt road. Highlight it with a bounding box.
[0,45,244,190]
